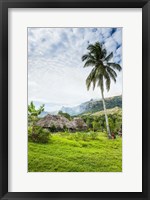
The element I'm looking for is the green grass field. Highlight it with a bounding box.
[28,132,122,172]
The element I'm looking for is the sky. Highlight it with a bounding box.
[28,27,122,112]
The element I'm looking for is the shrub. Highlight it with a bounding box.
[82,132,89,141]
[75,132,83,140]
[73,132,80,141]
[49,124,57,132]
[90,131,98,140]
[28,101,44,125]
[92,121,101,131]
[28,102,50,143]
[63,125,69,132]
[28,126,50,143]
[28,126,33,140]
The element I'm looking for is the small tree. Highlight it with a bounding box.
[28,102,50,143]
[28,101,44,128]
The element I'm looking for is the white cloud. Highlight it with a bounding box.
[28,28,122,111]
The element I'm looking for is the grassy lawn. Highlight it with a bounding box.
[28,132,122,172]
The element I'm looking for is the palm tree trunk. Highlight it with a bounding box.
[101,90,111,138]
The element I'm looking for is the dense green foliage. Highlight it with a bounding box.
[81,108,122,134]
[28,126,50,143]
[28,101,44,124]
[28,132,122,172]
[28,102,50,143]
[58,111,72,120]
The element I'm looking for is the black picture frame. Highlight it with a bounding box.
[0,0,149,199]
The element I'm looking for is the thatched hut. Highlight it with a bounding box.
[71,117,88,131]
[36,114,87,132]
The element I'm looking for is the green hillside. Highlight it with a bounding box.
[82,95,122,114]
[61,95,122,116]
[82,106,122,117]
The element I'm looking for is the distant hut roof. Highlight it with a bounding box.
[36,114,70,129]
[71,118,88,129]
[36,114,87,131]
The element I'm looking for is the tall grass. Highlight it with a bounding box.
[28,132,122,172]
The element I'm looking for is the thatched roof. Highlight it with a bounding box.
[70,118,88,130]
[36,114,87,131]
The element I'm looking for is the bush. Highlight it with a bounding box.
[28,126,50,143]
[89,131,98,140]
[92,121,101,131]
[49,124,57,132]
[74,132,83,141]
[81,132,89,141]
[63,125,69,132]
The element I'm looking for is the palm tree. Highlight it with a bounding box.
[82,42,122,138]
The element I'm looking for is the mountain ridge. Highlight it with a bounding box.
[61,95,122,116]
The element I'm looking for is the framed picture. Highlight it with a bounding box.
[0,0,149,199]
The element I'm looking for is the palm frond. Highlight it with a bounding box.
[84,59,96,67]
[97,75,104,92]
[87,44,97,52]
[86,76,92,91]
[87,42,103,60]
[82,54,90,62]
[108,63,122,71]
[95,62,105,72]
[86,68,96,90]
[103,71,111,91]
[95,42,102,52]
[82,53,96,62]
[105,52,113,62]
[106,66,117,82]
[101,48,107,59]
[106,76,111,91]
[92,76,97,90]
